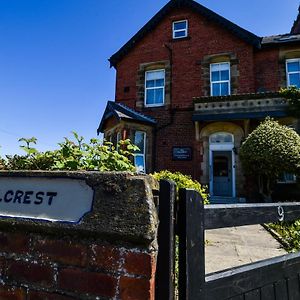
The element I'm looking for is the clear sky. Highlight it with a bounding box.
[0,0,299,155]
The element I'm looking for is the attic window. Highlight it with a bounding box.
[173,20,188,39]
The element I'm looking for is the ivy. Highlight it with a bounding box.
[280,86,300,117]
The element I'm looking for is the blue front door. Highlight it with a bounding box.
[212,151,232,197]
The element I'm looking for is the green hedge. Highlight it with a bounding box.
[152,170,209,204]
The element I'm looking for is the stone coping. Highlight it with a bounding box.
[0,171,158,248]
[193,92,282,103]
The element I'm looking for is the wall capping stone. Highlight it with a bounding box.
[0,171,158,248]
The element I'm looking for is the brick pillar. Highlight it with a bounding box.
[0,172,158,300]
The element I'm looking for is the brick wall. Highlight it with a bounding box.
[111,5,282,182]
[254,48,281,92]
[0,172,158,300]
[115,6,258,109]
[0,231,155,300]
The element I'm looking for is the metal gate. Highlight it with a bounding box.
[155,180,300,300]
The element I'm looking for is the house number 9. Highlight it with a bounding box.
[277,206,285,222]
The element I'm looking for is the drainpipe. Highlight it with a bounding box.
[152,44,174,171]
[157,43,175,132]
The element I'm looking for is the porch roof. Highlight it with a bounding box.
[97,101,156,134]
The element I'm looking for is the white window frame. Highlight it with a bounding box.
[210,62,231,96]
[278,173,297,184]
[172,20,188,39]
[145,69,165,107]
[134,131,146,173]
[116,131,121,151]
[209,132,234,144]
[286,58,300,87]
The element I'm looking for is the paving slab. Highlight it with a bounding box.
[205,225,287,274]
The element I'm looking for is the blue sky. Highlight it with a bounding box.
[0,0,299,155]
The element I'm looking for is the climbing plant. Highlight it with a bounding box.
[280,86,300,117]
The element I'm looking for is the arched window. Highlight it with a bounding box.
[209,132,233,144]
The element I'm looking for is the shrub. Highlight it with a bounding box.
[269,221,300,252]
[1,132,138,172]
[280,86,300,117]
[240,118,300,202]
[152,170,209,204]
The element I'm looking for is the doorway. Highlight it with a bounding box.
[209,132,236,198]
[212,151,232,197]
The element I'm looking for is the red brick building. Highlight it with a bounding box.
[98,0,300,202]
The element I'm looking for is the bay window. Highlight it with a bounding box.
[134,131,146,173]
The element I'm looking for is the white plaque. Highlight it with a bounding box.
[0,177,94,223]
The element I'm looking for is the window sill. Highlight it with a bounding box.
[144,104,165,108]
[209,94,231,98]
[170,36,191,42]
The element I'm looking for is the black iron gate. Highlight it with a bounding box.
[155,180,300,300]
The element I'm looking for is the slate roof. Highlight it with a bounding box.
[262,33,300,46]
[97,101,157,134]
[109,0,261,68]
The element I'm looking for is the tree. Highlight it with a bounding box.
[239,118,300,202]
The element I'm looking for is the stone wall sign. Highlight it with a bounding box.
[0,177,94,223]
[172,147,193,161]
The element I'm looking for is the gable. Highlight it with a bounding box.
[109,0,261,68]
[291,6,300,34]
[97,101,156,134]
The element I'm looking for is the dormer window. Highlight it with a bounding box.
[173,20,188,39]
[286,59,300,88]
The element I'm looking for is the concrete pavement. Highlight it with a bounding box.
[205,225,287,274]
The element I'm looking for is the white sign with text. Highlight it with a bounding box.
[0,177,94,223]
